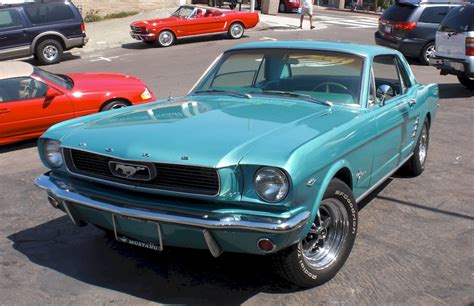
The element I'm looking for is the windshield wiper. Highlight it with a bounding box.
[261,90,333,107]
[193,89,252,99]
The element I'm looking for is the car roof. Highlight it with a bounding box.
[0,61,33,80]
[227,41,400,57]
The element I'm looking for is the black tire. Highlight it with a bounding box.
[36,39,63,65]
[420,42,435,66]
[279,2,287,12]
[403,119,430,177]
[457,75,474,90]
[273,178,358,287]
[228,22,244,39]
[100,100,130,111]
[155,30,175,47]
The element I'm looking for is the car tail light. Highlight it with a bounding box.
[81,22,85,34]
[394,21,417,31]
[466,38,474,56]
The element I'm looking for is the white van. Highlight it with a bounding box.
[429,4,473,89]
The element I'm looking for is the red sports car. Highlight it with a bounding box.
[0,62,155,146]
[130,5,259,47]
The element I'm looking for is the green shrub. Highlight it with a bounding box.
[84,10,139,23]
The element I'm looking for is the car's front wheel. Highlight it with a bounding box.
[228,22,244,39]
[273,178,358,287]
[457,75,474,90]
[100,100,131,111]
[156,30,175,47]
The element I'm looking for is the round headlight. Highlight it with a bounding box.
[44,139,63,168]
[254,167,289,203]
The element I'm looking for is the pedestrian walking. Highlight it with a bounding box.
[299,0,315,29]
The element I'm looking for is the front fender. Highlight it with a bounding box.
[301,159,354,235]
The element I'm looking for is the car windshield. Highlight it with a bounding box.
[191,49,364,105]
[33,68,74,90]
[171,6,194,18]
[438,5,473,32]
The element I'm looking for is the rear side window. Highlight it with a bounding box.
[24,3,75,24]
[419,6,449,24]
[0,9,23,29]
[439,5,474,32]
[382,5,416,21]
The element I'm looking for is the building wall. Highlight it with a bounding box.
[72,0,180,15]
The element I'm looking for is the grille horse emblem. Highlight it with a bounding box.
[115,164,145,178]
[108,161,154,181]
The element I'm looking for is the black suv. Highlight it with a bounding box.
[0,0,87,65]
[375,0,461,65]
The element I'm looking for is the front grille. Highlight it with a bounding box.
[130,26,146,33]
[64,148,220,196]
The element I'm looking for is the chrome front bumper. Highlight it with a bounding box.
[34,173,311,234]
[130,32,156,41]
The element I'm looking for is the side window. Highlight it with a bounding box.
[0,9,23,29]
[0,77,47,102]
[418,6,449,24]
[396,58,411,92]
[210,53,263,89]
[24,4,74,25]
[372,55,403,104]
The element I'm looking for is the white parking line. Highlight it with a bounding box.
[90,56,119,62]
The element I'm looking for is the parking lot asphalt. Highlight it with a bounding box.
[0,17,473,305]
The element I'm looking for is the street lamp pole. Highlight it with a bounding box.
[250,0,255,12]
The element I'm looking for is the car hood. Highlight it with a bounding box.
[55,96,353,168]
[66,73,144,91]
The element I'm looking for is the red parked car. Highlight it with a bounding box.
[255,0,300,12]
[0,62,155,145]
[130,5,259,47]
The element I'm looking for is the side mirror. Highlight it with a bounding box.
[376,84,394,105]
[46,87,63,99]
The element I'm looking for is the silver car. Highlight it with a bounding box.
[429,4,473,89]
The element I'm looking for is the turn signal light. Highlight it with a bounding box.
[394,21,417,31]
[466,38,474,56]
[258,238,275,252]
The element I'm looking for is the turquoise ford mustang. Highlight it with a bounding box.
[35,41,439,287]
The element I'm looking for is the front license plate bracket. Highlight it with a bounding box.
[111,214,163,251]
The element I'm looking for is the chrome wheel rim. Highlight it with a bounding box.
[43,45,58,61]
[425,45,435,62]
[300,198,349,270]
[231,24,243,38]
[418,126,428,165]
[159,32,173,46]
[111,103,126,109]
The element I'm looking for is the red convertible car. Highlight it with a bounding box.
[130,5,259,47]
[0,62,155,145]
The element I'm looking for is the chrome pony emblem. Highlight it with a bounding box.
[109,161,154,181]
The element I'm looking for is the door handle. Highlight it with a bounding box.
[408,98,416,107]
[0,108,11,114]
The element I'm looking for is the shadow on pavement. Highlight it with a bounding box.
[438,83,473,99]
[7,216,301,305]
[121,42,152,50]
[0,139,37,154]
[121,34,250,50]
[21,53,81,66]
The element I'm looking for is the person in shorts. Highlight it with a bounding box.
[299,0,315,29]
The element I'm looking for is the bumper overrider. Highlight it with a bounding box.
[35,172,311,256]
